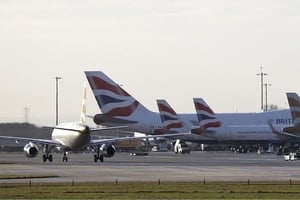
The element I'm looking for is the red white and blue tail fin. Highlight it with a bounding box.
[85,71,153,124]
[156,99,183,130]
[286,93,300,127]
[193,98,221,129]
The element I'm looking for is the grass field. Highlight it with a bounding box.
[1,181,300,199]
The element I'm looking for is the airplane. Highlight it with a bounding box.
[156,98,292,152]
[85,71,293,150]
[283,92,300,135]
[268,93,300,141]
[0,83,187,163]
[192,98,222,133]
[85,71,163,134]
[156,99,185,133]
[156,99,215,141]
[192,98,290,146]
[156,98,221,135]
[156,99,216,153]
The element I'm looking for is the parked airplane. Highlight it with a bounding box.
[85,71,293,149]
[156,97,292,152]
[156,99,215,152]
[85,71,163,134]
[192,98,222,133]
[284,93,300,134]
[156,99,186,133]
[192,98,290,146]
[0,83,186,162]
[156,99,215,141]
[269,93,300,141]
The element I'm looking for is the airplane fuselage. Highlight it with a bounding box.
[97,109,293,144]
[51,122,91,151]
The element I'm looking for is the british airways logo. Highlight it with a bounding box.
[274,118,292,125]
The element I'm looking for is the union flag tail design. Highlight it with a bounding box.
[193,98,221,129]
[85,71,151,119]
[156,99,183,130]
[286,93,300,127]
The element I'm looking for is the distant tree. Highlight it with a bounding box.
[266,104,279,111]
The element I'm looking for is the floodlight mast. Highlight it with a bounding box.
[256,66,267,112]
[264,83,272,111]
[55,76,62,126]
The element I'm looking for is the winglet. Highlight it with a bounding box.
[268,120,280,134]
[268,119,300,140]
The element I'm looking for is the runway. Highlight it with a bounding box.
[0,151,299,183]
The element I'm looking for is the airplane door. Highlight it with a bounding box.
[225,127,231,138]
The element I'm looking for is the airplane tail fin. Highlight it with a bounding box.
[79,82,87,125]
[156,99,183,130]
[286,92,300,127]
[85,71,152,121]
[193,98,221,129]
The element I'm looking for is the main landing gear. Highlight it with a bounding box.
[94,154,104,162]
[42,145,53,162]
[93,145,104,162]
[62,151,68,162]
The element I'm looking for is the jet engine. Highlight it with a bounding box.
[23,142,39,158]
[100,144,116,158]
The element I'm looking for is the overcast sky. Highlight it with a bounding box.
[1,0,300,126]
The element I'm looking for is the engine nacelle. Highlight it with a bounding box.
[23,142,39,158]
[100,144,116,158]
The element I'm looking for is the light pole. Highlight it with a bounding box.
[55,77,62,126]
[256,66,267,111]
[264,83,272,111]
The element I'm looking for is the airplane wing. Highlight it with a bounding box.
[43,125,127,133]
[268,120,300,139]
[89,132,189,145]
[89,126,128,132]
[0,136,61,146]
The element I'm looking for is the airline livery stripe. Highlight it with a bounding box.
[95,95,125,108]
[197,114,216,121]
[104,101,140,117]
[87,76,130,97]
[202,121,221,129]
[158,103,177,115]
[194,102,215,115]
[160,115,179,122]
[165,122,183,129]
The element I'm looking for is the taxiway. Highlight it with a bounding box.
[0,151,299,183]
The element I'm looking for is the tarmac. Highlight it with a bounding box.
[0,151,299,183]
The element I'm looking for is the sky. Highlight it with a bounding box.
[0,0,300,126]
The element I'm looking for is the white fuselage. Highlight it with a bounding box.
[51,122,91,151]
[101,109,292,144]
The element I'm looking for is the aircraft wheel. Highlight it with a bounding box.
[43,154,47,162]
[94,154,98,162]
[99,155,104,162]
[49,154,53,162]
[63,156,68,162]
